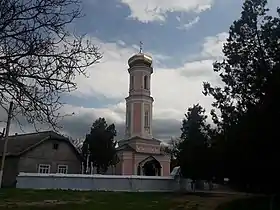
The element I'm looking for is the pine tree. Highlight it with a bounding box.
[203,0,280,192]
[82,118,118,174]
[178,104,211,181]
[203,0,280,130]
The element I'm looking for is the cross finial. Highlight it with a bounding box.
[139,41,143,53]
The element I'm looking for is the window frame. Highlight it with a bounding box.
[38,164,51,174]
[57,164,68,174]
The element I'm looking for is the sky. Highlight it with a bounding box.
[0,0,279,142]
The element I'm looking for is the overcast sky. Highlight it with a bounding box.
[0,0,278,142]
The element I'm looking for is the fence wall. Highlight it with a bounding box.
[16,173,195,192]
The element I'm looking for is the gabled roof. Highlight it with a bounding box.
[0,131,82,160]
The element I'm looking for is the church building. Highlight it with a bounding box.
[115,48,170,176]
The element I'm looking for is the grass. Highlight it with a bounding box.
[0,189,175,210]
[216,195,280,210]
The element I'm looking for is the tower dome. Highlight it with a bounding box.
[128,53,153,68]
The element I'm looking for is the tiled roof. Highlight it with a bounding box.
[0,131,68,156]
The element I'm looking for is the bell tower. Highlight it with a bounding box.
[116,44,171,177]
[125,46,154,139]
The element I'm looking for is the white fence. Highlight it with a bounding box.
[16,173,194,192]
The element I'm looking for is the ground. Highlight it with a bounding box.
[216,195,280,210]
[0,189,275,210]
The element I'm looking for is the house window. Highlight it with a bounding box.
[38,164,51,174]
[53,143,59,150]
[130,75,134,90]
[144,75,148,89]
[144,111,149,128]
[57,165,68,174]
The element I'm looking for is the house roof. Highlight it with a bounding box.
[0,131,82,159]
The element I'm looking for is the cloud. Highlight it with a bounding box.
[0,32,226,142]
[117,40,126,46]
[201,32,228,59]
[176,16,200,30]
[187,32,228,61]
[119,0,215,22]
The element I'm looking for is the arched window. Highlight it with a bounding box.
[144,110,149,128]
[144,75,148,89]
[130,75,134,90]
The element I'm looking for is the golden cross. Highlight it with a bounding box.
[139,41,143,53]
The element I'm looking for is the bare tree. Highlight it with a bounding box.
[69,136,84,152]
[166,137,181,158]
[0,0,102,129]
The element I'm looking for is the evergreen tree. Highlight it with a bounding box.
[203,0,280,130]
[178,104,211,181]
[203,0,280,193]
[82,118,118,174]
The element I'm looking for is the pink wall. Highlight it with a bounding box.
[161,161,170,176]
[133,103,141,133]
[122,159,133,175]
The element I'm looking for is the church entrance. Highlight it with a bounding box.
[138,157,161,176]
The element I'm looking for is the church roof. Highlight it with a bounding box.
[119,136,161,143]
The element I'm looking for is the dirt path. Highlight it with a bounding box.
[170,193,248,210]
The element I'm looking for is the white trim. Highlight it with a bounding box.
[125,105,131,137]
[38,164,51,174]
[150,103,153,136]
[130,103,134,137]
[126,96,153,102]
[90,162,94,175]
[18,172,173,180]
[57,165,68,174]
[128,67,153,74]
[148,75,151,91]
[81,164,84,174]
[141,102,144,137]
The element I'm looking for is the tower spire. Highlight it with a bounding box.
[139,41,143,53]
